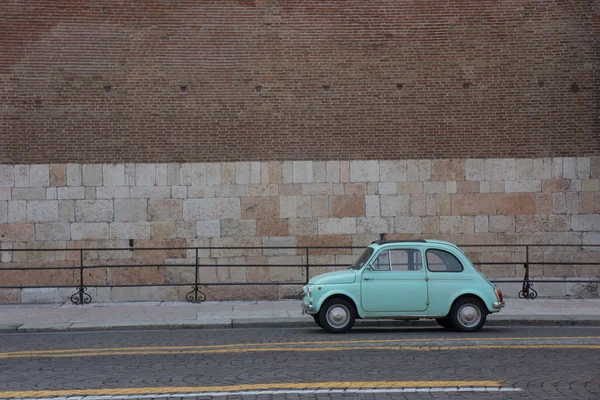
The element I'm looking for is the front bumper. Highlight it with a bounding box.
[301,301,315,315]
[493,301,505,308]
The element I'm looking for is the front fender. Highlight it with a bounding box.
[313,286,364,318]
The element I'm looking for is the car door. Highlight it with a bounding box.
[424,248,470,313]
[361,247,428,313]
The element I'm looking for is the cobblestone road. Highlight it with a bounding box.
[0,326,599,399]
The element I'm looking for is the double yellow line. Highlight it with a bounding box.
[1,336,599,359]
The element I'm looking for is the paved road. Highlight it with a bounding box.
[0,326,599,399]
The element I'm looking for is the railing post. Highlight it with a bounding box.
[186,247,205,303]
[70,248,91,305]
[305,247,310,284]
[194,247,199,302]
[79,249,84,305]
[518,245,537,299]
[298,247,310,300]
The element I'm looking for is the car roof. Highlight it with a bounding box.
[369,239,462,251]
[371,239,427,245]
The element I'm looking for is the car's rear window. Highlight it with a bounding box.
[426,249,464,272]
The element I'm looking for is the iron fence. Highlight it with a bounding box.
[0,243,598,304]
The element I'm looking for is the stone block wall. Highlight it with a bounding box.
[0,157,599,302]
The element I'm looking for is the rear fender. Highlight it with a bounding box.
[446,289,497,315]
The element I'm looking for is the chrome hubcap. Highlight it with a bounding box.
[457,304,481,328]
[326,305,350,328]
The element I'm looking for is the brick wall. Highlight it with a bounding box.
[0,158,598,302]
[1,1,598,163]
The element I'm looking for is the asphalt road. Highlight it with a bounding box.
[0,326,599,399]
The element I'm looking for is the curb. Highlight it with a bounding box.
[2,317,600,333]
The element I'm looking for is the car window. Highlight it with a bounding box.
[426,249,464,272]
[372,250,390,271]
[371,249,422,271]
[390,249,422,271]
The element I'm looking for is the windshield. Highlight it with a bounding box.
[350,247,374,270]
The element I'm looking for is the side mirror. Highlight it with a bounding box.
[365,264,373,271]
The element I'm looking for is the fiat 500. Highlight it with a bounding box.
[302,239,504,333]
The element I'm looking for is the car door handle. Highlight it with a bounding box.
[363,278,371,281]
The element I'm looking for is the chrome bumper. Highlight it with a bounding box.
[301,302,315,314]
[493,301,505,308]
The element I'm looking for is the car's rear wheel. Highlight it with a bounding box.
[449,297,487,332]
[435,318,453,329]
[319,297,356,334]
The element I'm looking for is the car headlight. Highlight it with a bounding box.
[303,285,312,296]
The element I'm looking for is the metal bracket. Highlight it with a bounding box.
[518,262,538,300]
[70,286,92,305]
[186,284,206,303]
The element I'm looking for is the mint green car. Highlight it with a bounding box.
[301,239,504,333]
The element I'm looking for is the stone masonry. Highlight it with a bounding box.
[0,157,599,302]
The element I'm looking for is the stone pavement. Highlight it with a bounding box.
[1,298,599,332]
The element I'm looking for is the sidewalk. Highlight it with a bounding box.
[1,298,600,332]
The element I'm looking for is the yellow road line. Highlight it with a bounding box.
[3,335,599,357]
[0,381,504,398]
[0,344,599,359]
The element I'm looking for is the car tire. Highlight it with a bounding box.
[312,314,322,328]
[449,297,487,332]
[435,318,453,329]
[319,297,356,334]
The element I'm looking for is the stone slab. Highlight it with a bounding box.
[318,218,357,235]
[130,187,171,199]
[183,198,241,220]
[30,165,49,187]
[0,223,35,241]
[312,164,326,184]
[21,288,61,303]
[241,197,279,219]
[149,199,182,221]
[75,200,113,222]
[451,194,496,215]
[350,161,379,182]
[292,161,313,183]
[27,201,58,223]
[82,165,103,186]
[431,159,465,181]
[48,164,66,187]
[330,196,365,218]
[57,187,85,200]
[497,193,536,215]
[135,164,156,186]
[114,199,147,222]
[102,164,125,186]
[0,165,14,187]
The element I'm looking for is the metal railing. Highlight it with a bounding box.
[457,244,599,300]
[0,243,598,304]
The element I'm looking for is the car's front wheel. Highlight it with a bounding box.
[319,297,356,334]
[312,314,322,328]
[449,297,487,332]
